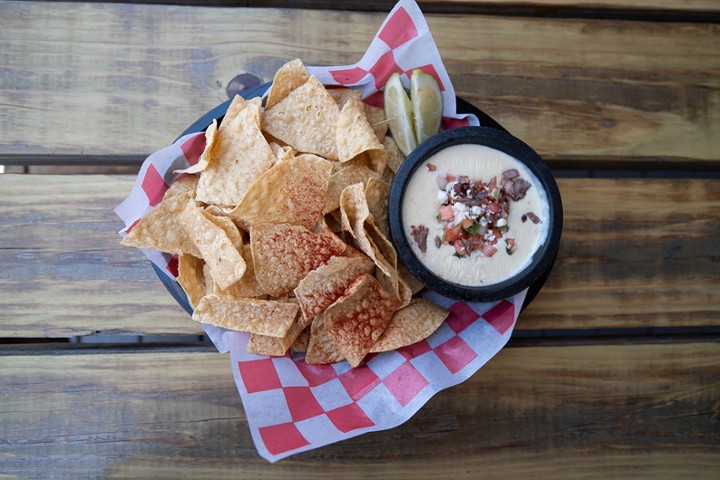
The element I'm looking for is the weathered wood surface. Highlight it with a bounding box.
[1,174,717,338]
[1,342,718,478]
[1,2,718,167]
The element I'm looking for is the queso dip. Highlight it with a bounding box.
[401,143,549,286]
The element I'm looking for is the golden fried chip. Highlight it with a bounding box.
[383,136,405,173]
[323,163,381,214]
[364,103,388,142]
[366,148,388,174]
[247,316,306,356]
[339,183,394,278]
[192,294,299,337]
[294,255,375,326]
[175,120,218,175]
[216,245,267,298]
[179,201,246,290]
[228,153,333,230]
[336,96,383,163]
[200,208,243,250]
[370,298,448,352]
[250,223,346,297]
[223,95,248,127]
[265,59,310,110]
[327,87,361,108]
[292,327,310,353]
[121,191,201,257]
[262,76,340,160]
[324,273,398,367]
[163,175,199,200]
[177,254,205,308]
[305,315,344,364]
[196,97,274,207]
[398,261,425,295]
[364,177,391,238]
[269,142,295,165]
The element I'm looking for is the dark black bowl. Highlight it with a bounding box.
[388,126,563,304]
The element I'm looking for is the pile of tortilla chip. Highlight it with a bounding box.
[122,59,448,368]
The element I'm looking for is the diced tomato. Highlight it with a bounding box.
[483,243,497,257]
[446,174,456,182]
[426,163,437,171]
[461,217,475,230]
[486,202,502,215]
[488,176,497,190]
[454,241,468,256]
[439,205,455,222]
[444,225,463,243]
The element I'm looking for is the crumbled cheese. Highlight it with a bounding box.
[436,189,448,203]
[496,218,508,228]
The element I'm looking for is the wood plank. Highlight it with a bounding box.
[1,2,718,166]
[1,342,718,477]
[1,174,718,338]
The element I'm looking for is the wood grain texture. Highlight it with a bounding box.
[1,343,718,478]
[0,2,718,165]
[0,174,199,337]
[1,174,718,338]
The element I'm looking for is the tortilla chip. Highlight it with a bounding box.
[247,316,306,356]
[383,136,405,173]
[262,76,340,160]
[163,175,199,200]
[179,201,246,290]
[364,177,391,238]
[269,142,295,165]
[294,255,375,326]
[398,261,425,295]
[250,223,346,297]
[305,315,344,364]
[174,120,218,175]
[323,163,381,214]
[228,153,333,230]
[364,103,388,142]
[366,148,388,174]
[121,191,201,257]
[370,298,448,353]
[339,183,395,278]
[292,327,310,353]
[327,87,362,107]
[223,94,248,127]
[196,97,274,207]
[324,273,398,367]
[200,208,243,250]
[192,294,299,337]
[216,245,267,298]
[336,96,383,163]
[265,59,310,110]
[177,254,205,308]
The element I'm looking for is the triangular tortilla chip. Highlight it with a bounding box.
[262,76,340,160]
[364,177,391,238]
[179,201,246,290]
[121,191,201,258]
[227,153,333,230]
[324,273,398,367]
[216,245,267,298]
[247,316,306,356]
[305,315,344,364]
[324,161,381,214]
[196,97,274,207]
[192,294,298,338]
[265,59,310,110]
[370,298,448,352]
[294,255,375,326]
[250,223,346,297]
[336,96,383,162]
[177,254,205,309]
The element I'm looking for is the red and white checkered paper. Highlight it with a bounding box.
[115,0,526,462]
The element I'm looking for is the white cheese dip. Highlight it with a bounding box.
[401,143,550,286]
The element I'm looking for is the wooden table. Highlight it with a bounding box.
[1,0,719,477]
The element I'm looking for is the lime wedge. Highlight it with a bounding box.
[384,72,417,156]
[410,69,443,144]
